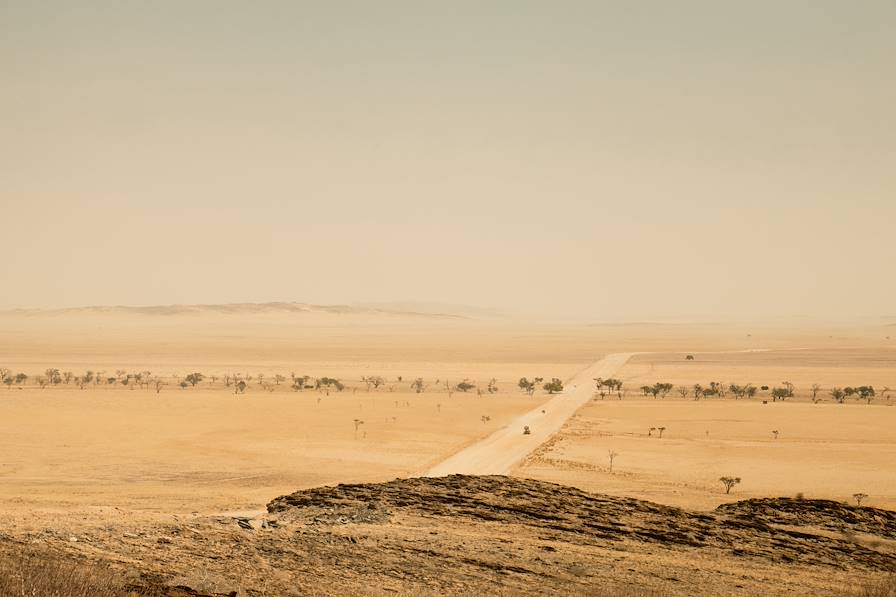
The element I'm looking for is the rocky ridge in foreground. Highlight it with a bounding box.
[3,475,894,596]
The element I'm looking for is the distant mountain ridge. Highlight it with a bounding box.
[6,301,471,320]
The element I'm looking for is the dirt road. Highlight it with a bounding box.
[424,353,632,476]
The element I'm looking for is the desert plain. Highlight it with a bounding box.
[0,305,893,596]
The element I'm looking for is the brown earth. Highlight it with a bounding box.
[3,475,893,597]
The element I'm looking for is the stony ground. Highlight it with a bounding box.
[2,475,893,596]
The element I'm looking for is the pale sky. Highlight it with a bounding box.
[2,1,894,320]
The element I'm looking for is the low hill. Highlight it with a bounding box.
[2,475,892,596]
[5,301,470,320]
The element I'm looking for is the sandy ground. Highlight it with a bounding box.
[0,385,548,518]
[0,307,893,523]
[515,348,896,510]
[426,352,632,476]
[620,349,896,392]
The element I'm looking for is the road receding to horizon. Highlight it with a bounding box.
[425,352,633,476]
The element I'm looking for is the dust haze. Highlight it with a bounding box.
[3,2,895,321]
[1,2,894,596]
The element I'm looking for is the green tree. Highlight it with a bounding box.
[543,378,564,394]
[184,372,204,387]
[518,377,539,396]
[856,385,875,404]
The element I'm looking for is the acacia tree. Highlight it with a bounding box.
[362,376,385,391]
[719,476,741,494]
[317,377,345,391]
[856,385,875,404]
[487,378,498,394]
[234,380,247,394]
[707,381,725,397]
[411,378,425,393]
[771,387,792,402]
[644,382,672,399]
[597,378,623,397]
[543,378,564,394]
[677,385,689,399]
[692,384,704,400]
[612,379,624,395]
[353,418,364,439]
[518,377,540,396]
[853,493,868,506]
[45,368,62,385]
[607,450,619,473]
[810,384,822,402]
[830,387,846,404]
[291,375,309,391]
[184,372,204,387]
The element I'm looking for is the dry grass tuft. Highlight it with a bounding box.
[852,574,896,597]
[0,546,155,597]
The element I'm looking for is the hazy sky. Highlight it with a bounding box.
[2,1,894,320]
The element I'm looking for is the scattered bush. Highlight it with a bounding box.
[455,379,476,393]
